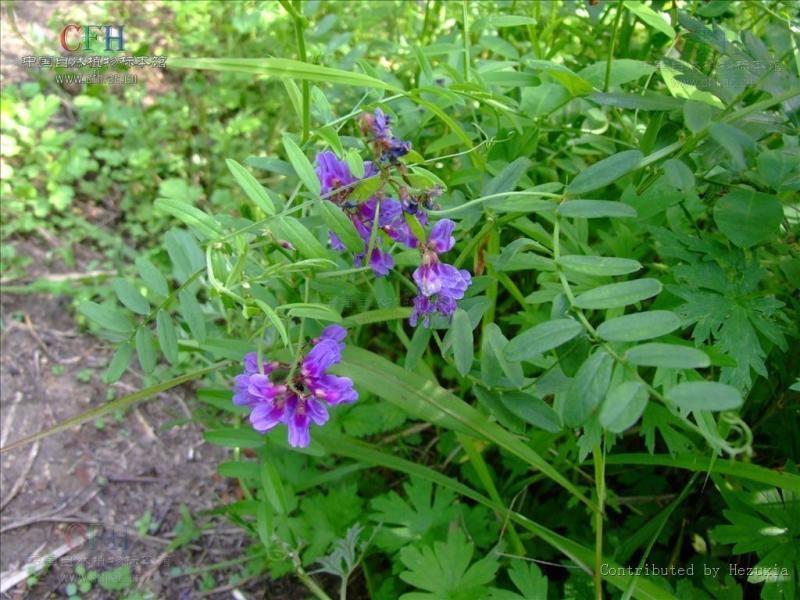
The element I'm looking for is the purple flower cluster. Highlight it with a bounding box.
[316,150,417,276]
[360,108,411,163]
[410,219,472,327]
[315,108,471,326]
[232,325,357,448]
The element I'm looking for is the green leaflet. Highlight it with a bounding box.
[597,311,681,342]
[665,381,743,411]
[282,135,322,196]
[558,255,642,276]
[599,382,649,433]
[574,279,662,309]
[505,318,583,362]
[565,150,644,196]
[626,343,710,369]
[558,200,638,219]
[226,158,276,215]
[713,188,783,248]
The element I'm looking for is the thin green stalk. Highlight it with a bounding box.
[461,0,470,82]
[604,1,624,92]
[284,0,310,142]
[593,441,606,600]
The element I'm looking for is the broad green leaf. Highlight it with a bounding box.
[713,189,783,248]
[484,323,524,388]
[103,342,133,384]
[708,122,754,169]
[282,136,321,196]
[111,278,150,315]
[683,100,713,133]
[565,150,643,196]
[255,300,289,347]
[558,200,637,218]
[284,302,342,322]
[578,59,655,88]
[135,256,169,298]
[662,159,695,192]
[350,175,382,201]
[666,382,743,411]
[344,307,412,326]
[626,343,710,369]
[505,318,582,362]
[337,347,592,507]
[590,91,684,111]
[451,309,474,377]
[281,78,302,120]
[599,381,648,433]
[558,255,642,276]
[623,1,676,39]
[218,461,260,480]
[135,327,157,373]
[574,279,662,309]
[399,529,498,598]
[261,460,288,514]
[204,427,264,448]
[481,157,531,197]
[597,310,681,342]
[156,310,179,365]
[270,216,328,259]
[315,125,344,156]
[155,197,222,239]
[508,562,548,599]
[317,200,364,253]
[79,301,134,333]
[179,289,207,342]
[226,158,276,216]
[562,350,614,427]
[500,392,562,432]
[405,325,431,371]
[165,229,205,283]
[169,57,400,92]
[345,148,365,179]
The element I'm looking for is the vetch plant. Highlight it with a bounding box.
[3,2,799,599]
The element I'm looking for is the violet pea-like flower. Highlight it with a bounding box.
[231,325,358,448]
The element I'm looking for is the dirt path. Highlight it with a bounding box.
[0,268,251,597]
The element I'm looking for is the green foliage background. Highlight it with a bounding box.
[2,1,799,599]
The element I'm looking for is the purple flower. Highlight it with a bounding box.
[320,324,347,342]
[309,374,359,405]
[408,219,472,328]
[360,108,412,163]
[302,338,343,379]
[316,151,355,196]
[429,219,455,253]
[231,328,358,448]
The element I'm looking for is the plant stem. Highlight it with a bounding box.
[604,1,624,92]
[593,440,606,600]
[286,0,310,142]
[461,0,470,82]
